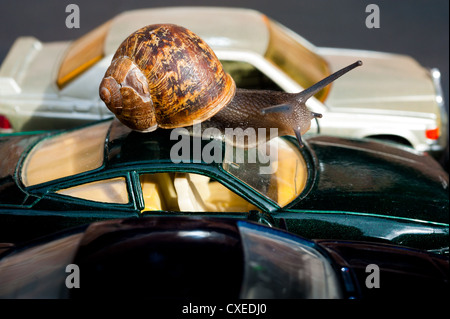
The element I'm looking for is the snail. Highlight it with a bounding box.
[99,23,361,148]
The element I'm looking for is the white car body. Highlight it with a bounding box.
[0,7,447,156]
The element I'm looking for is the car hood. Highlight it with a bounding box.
[316,239,449,299]
[292,136,449,223]
[319,48,439,117]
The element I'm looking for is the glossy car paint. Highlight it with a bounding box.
[0,217,447,299]
[0,119,447,253]
[317,239,449,299]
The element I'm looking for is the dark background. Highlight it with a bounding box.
[0,0,448,169]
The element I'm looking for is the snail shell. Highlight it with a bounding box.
[99,24,235,132]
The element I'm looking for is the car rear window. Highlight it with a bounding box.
[57,20,112,88]
[221,60,283,91]
[264,18,331,102]
[21,121,110,186]
[56,177,129,204]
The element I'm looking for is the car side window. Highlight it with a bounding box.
[221,60,283,91]
[139,172,257,213]
[56,177,129,204]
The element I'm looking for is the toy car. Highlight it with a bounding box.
[0,7,446,158]
[0,118,448,253]
[0,216,447,299]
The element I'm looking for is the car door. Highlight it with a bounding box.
[134,171,256,212]
[133,170,277,226]
[0,174,140,242]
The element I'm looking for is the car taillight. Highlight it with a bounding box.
[426,127,440,140]
[0,115,12,129]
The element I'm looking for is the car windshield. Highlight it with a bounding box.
[221,60,283,91]
[21,121,110,187]
[222,137,308,207]
[238,221,342,298]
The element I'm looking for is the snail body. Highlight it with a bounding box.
[100,23,361,147]
[208,88,321,146]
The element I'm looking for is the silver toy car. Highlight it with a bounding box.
[0,7,447,157]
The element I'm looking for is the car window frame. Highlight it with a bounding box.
[129,167,273,214]
[218,135,318,211]
[17,125,317,214]
[125,135,317,214]
[42,171,136,211]
[17,119,113,191]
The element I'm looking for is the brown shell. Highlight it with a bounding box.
[100,24,235,131]
[100,57,157,131]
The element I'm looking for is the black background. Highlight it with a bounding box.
[0,0,448,169]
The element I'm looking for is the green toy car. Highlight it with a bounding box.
[0,118,448,253]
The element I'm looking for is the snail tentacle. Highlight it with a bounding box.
[294,60,363,102]
[260,104,292,115]
[294,127,304,148]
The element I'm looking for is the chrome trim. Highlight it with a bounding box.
[429,68,448,148]
[430,68,445,109]
[428,246,449,256]
[340,267,358,298]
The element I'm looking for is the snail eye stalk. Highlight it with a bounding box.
[260,60,362,149]
[294,127,304,148]
[295,60,362,102]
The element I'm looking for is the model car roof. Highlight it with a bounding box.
[105,118,187,166]
[103,7,271,57]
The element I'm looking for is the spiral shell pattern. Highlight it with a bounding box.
[100,24,236,131]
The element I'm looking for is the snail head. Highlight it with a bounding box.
[99,57,157,132]
[261,60,362,147]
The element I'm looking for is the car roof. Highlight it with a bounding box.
[104,118,223,169]
[103,7,271,57]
